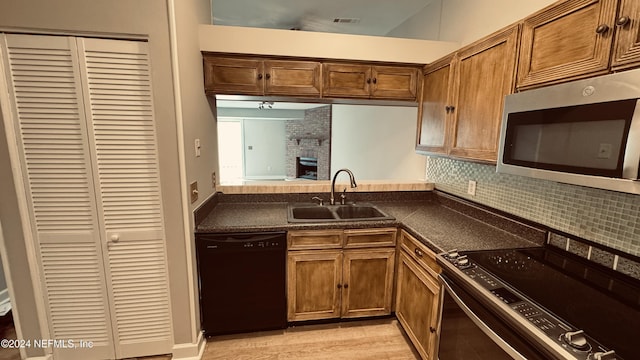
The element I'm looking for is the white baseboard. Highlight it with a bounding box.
[171,331,205,360]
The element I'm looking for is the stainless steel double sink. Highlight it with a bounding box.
[287,203,395,222]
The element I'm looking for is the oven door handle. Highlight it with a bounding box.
[439,274,528,360]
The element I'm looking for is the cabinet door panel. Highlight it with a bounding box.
[371,66,419,100]
[517,0,618,89]
[264,60,321,97]
[1,34,116,360]
[341,248,395,318]
[416,56,455,154]
[323,63,371,98]
[78,38,172,359]
[203,56,264,95]
[343,227,396,248]
[399,230,440,278]
[287,250,342,321]
[451,25,519,162]
[396,252,441,360]
[611,0,640,70]
[288,229,343,250]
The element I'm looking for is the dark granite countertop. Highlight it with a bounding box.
[195,191,546,254]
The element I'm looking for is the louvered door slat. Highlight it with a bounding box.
[78,37,171,359]
[1,34,116,360]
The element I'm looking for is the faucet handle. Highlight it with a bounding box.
[311,196,324,206]
[340,188,347,205]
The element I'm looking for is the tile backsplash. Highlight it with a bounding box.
[426,157,640,257]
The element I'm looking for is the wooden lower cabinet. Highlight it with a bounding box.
[287,250,342,321]
[395,231,441,360]
[341,248,395,318]
[287,228,396,322]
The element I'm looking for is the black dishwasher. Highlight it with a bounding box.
[196,232,287,336]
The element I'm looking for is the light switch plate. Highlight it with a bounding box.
[195,138,201,157]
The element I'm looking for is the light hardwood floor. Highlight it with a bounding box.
[0,318,418,360]
[203,318,420,360]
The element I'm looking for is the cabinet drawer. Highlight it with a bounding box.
[399,230,440,277]
[288,230,344,250]
[344,228,397,248]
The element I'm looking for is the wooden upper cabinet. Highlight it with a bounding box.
[517,0,618,89]
[264,60,322,96]
[370,66,419,100]
[416,55,455,155]
[450,25,520,163]
[203,55,321,97]
[323,63,371,98]
[611,0,640,70]
[324,62,419,100]
[204,57,264,95]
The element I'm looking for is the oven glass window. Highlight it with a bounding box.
[439,291,515,360]
[439,277,549,360]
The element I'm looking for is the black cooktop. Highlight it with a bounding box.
[465,247,639,360]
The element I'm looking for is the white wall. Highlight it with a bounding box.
[171,0,217,354]
[440,0,557,46]
[387,0,443,40]
[389,0,557,46]
[243,120,287,179]
[331,105,426,180]
[199,24,459,64]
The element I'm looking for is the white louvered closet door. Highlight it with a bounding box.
[1,34,171,359]
[1,34,116,360]
[77,38,171,359]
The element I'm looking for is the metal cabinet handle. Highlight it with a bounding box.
[265,73,271,80]
[337,284,342,289]
[372,78,377,84]
[429,326,436,333]
[445,106,456,113]
[257,73,263,80]
[595,24,610,34]
[367,78,372,84]
[415,248,424,257]
[110,234,120,243]
[616,16,631,27]
[344,284,349,289]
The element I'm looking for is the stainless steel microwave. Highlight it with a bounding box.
[497,69,640,195]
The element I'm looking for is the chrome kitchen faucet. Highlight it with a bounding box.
[330,168,357,205]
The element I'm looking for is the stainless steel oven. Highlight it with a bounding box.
[438,274,548,360]
[436,247,634,360]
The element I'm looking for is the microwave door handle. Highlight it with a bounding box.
[439,275,528,360]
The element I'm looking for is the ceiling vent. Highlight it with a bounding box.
[333,18,360,24]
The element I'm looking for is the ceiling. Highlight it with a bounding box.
[211,0,436,37]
